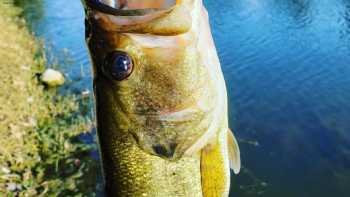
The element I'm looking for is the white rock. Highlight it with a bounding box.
[81,89,90,98]
[27,96,34,103]
[1,166,10,174]
[6,183,17,192]
[41,69,65,87]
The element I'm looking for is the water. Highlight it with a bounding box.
[20,0,350,196]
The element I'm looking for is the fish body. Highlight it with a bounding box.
[83,0,241,196]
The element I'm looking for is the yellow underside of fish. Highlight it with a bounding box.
[201,130,230,197]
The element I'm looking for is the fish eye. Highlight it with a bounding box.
[103,51,133,81]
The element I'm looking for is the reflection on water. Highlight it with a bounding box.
[20,0,350,196]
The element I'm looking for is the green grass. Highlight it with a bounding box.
[0,1,97,196]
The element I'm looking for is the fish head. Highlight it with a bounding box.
[84,0,223,160]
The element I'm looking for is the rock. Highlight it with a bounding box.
[40,68,65,87]
[81,90,90,98]
[6,183,17,192]
[6,183,22,192]
[1,166,10,174]
[27,96,34,103]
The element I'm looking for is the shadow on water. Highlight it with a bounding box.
[273,0,312,28]
[20,0,350,196]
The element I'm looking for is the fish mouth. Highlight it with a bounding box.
[83,0,178,16]
[83,0,192,34]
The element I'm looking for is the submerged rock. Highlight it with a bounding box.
[40,69,65,87]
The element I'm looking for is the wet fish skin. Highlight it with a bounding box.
[84,0,240,196]
[89,28,205,196]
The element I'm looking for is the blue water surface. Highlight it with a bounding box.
[21,0,350,196]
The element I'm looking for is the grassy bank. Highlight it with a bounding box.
[0,1,96,196]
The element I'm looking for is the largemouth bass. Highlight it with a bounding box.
[82,0,241,196]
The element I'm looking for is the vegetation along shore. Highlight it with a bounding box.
[0,1,97,196]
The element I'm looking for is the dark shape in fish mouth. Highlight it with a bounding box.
[131,132,181,160]
[83,0,176,16]
[152,143,177,158]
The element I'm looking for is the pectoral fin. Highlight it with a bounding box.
[200,130,230,197]
[228,129,241,174]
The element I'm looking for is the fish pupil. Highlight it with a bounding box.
[113,56,129,71]
[104,51,133,80]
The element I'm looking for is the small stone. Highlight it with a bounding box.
[27,96,34,103]
[81,90,90,98]
[1,167,10,174]
[40,68,65,87]
[6,183,17,192]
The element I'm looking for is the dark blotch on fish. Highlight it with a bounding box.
[152,143,177,158]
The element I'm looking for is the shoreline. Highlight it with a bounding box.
[0,1,97,196]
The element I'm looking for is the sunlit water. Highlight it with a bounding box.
[19,0,350,196]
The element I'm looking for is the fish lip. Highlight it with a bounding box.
[83,0,176,16]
